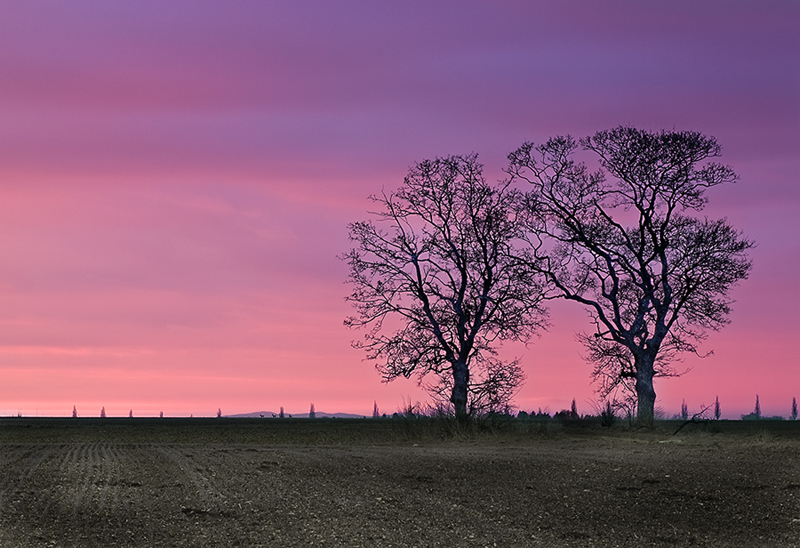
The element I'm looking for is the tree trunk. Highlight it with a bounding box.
[450,360,470,422]
[635,354,656,428]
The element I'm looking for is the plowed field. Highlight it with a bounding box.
[0,418,797,547]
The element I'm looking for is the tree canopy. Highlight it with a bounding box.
[508,127,753,426]
[343,154,548,420]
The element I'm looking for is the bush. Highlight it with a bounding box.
[600,400,615,427]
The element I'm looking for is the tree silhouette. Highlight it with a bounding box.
[72,405,78,418]
[508,127,753,426]
[791,397,797,421]
[309,403,316,419]
[343,154,548,421]
[100,407,106,418]
[372,401,379,418]
[714,396,721,420]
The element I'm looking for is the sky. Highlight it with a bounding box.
[0,1,797,418]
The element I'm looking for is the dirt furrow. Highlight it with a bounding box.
[154,444,252,545]
[0,420,796,547]
[0,444,51,503]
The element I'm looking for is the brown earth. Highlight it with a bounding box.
[0,417,798,547]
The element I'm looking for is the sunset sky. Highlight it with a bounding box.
[0,1,797,418]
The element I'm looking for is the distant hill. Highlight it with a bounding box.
[225,411,369,419]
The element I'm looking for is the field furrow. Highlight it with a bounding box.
[0,419,796,547]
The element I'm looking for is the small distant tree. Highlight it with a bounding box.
[754,395,761,419]
[681,400,689,421]
[792,397,798,421]
[570,398,579,419]
[217,408,222,418]
[72,405,78,418]
[372,401,379,418]
[129,410,133,418]
[343,154,548,422]
[714,396,721,420]
[100,407,106,418]
[309,403,316,419]
[279,406,285,419]
[159,411,164,418]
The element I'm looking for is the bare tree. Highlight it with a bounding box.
[343,154,548,421]
[714,396,721,420]
[508,127,754,426]
[309,403,316,419]
[792,397,798,421]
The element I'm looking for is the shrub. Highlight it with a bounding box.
[600,400,615,427]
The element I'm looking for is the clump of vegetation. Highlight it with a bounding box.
[600,400,615,427]
[740,395,784,420]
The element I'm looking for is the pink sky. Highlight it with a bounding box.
[0,1,797,418]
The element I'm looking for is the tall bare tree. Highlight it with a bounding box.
[508,127,753,426]
[343,154,548,421]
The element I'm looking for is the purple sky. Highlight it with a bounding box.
[0,1,797,418]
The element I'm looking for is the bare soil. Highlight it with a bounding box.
[0,417,798,547]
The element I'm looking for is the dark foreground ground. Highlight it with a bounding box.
[0,418,798,547]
